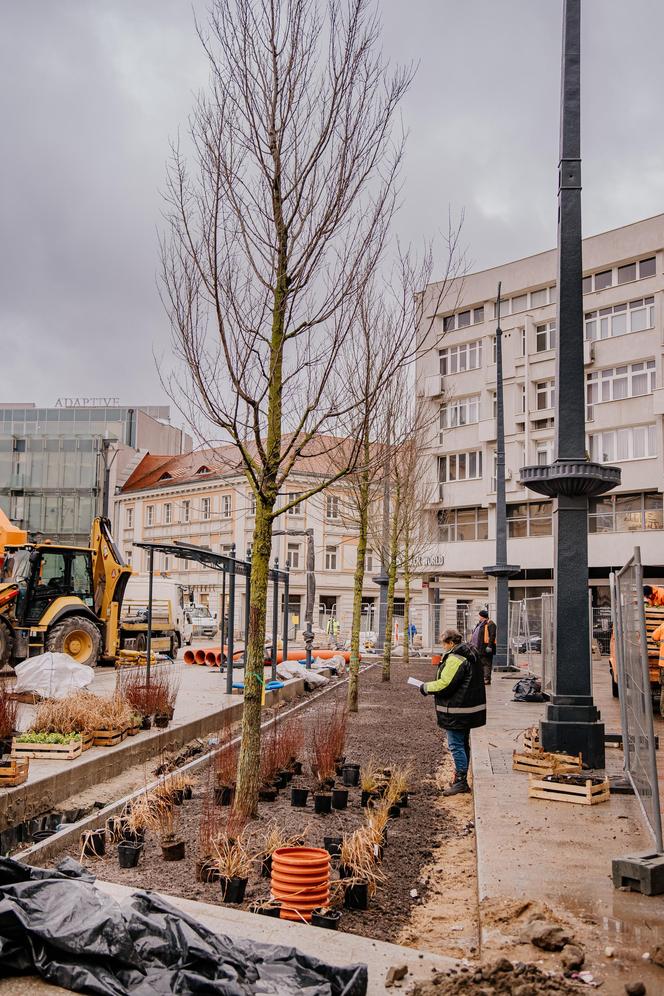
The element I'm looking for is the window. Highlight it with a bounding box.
[163,555,170,572]
[457,309,471,328]
[125,549,133,565]
[201,497,211,520]
[617,262,637,284]
[325,495,340,519]
[146,505,154,527]
[287,543,300,569]
[589,425,657,463]
[586,360,656,418]
[365,548,373,572]
[249,493,257,516]
[535,380,555,411]
[516,383,526,415]
[325,545,338,570]
[491,391,497,418]
[582,275,592,295]
[639,256,656,278]
[520,327,526,355]
[536,441,553,466]
[442,307,484,332]
[536,322,556,352]
[507,501,552,537]
[286,493,303,515]
[491,335,497,365]
[439,394,480,433]
[125,507,134,529]
[181,500,190,523]
[437,506,488,542]
[585,297,654,340]
[437,449,483,485]
[494,299,510,319]
[443,315,455,332]
[164,503,172,525]
[530,288,548,308]
[512,294,527,313]
[439,339,483,376]
[221,495,232,518]
[473,306,484,323]
[589,492,663,533]
[594,269,613,291]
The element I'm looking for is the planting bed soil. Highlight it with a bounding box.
[55,660,457,943]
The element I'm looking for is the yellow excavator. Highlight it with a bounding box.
[0,512,132,668]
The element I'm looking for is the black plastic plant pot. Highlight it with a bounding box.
[106,816,124,838]
[118,842,142,868]
[196,859,219,883]
[290,787,309,808]
[31,829,55,842]
[388,804,401,818]
[183,785,193,800]
[291,760,303,775]
[344,882,369,911]
[398,792,409,808]
[250,902,282,918]
[162,839,186,861]
[122,828,145,846]
[312,907,342,930]
[220,876,248,904]
[323,836,342,858]
[81,829,106,858]
[314,792,332,815]
[332,788,348,810]
[274,772,288,790]
[279,769,293,784]
[154,715,169,729]
[342,764,360,787]
[171,789,185,806]
[141,716,153,730]
[338,863,352,879]
[261,855,272,878]
[215,785,234,806]
[361,790,378,808]
[259,785,278,802]
[0,736,12,757]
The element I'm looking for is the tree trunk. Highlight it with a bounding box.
[402,527,410,668]
[347,457,370,713]
[234,498,274,817]
[381,490,400,682]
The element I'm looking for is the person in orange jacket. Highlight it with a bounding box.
[653,621,664,670]
[644,585,664,607]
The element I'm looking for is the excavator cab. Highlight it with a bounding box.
[0,517,132,668]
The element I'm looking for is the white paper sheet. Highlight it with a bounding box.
[407,676,423,688]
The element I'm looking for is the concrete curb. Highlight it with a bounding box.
[15,666,360,865]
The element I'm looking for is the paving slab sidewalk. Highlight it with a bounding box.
[471,660,664,993]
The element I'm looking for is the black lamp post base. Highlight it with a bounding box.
[541,698,605,769]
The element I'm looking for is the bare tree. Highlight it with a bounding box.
[160,0,414,816]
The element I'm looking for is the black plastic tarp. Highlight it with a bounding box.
[0,858,368,995]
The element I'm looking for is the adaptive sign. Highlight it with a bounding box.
[55,397,121,408]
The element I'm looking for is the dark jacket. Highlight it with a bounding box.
[471,619,496,657]
[423,642,487,731]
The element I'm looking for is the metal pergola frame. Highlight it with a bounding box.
[133,539,290,694]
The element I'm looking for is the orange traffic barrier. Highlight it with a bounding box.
[271,847,330,922]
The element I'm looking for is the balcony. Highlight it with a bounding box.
[421,374,443,399]
[478,418,496,442]
[653,388,664,416]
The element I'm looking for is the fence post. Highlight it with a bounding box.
[271,558,279,683]
[225,546,236,696]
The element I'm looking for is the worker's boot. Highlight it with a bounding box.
[443,772,470,796]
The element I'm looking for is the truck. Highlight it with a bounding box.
[0,516,132,668]
[120,575,193,656]
[610,602,664,713]
[188,603,218,640]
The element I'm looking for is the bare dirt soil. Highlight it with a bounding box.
[57,659,461,942]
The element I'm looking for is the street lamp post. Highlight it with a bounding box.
[484,284,520,670]
[519,0,620,768]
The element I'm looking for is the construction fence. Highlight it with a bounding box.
[611,549,663,851]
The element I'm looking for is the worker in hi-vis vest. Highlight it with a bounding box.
[470,609,497,686]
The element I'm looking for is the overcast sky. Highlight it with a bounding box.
[2,1,663,415]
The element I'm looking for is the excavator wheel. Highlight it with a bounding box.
[0,619,14,667]
[46,616,101,668]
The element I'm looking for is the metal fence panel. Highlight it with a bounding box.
[614,548,663,852]
[540,594,554,694]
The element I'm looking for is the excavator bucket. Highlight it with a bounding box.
[0,509,27,554]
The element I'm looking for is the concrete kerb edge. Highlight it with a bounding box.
[16,663,375,866]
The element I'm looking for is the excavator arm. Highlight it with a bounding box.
[90,517,132,659]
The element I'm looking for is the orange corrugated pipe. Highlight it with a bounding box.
[264,649,351,665]
[271,847,330,922]
[183,649,196,665]
[194,649,208,665]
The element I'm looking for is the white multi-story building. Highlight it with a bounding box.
[416,213,664,644]
[113,441,421,640]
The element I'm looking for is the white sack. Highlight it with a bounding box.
[14,653,95,700]
[276,661,329,687]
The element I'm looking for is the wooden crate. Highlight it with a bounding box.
[7,691,42,704]
[125,725,140,737]
[80,732,93,752]
[513,749,582,776]
[92,728,126,748]
[528,773,610,806]
[522,727,541,753]
[12,737,82,761]
[0,757,30,787]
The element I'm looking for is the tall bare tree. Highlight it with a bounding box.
[160,0,413,816]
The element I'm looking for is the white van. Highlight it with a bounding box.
[189,603,218,639]
[120,576,193,655]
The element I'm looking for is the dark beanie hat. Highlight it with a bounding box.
[479,609,489,618]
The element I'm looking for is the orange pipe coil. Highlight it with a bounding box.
[270,846,330,922]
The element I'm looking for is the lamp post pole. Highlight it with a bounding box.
[519,0,620,768]
[484,284,519,670]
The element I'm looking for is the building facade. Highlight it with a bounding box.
[0,403,190,546]
[115,444,421,641]
[416,213,664,645]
